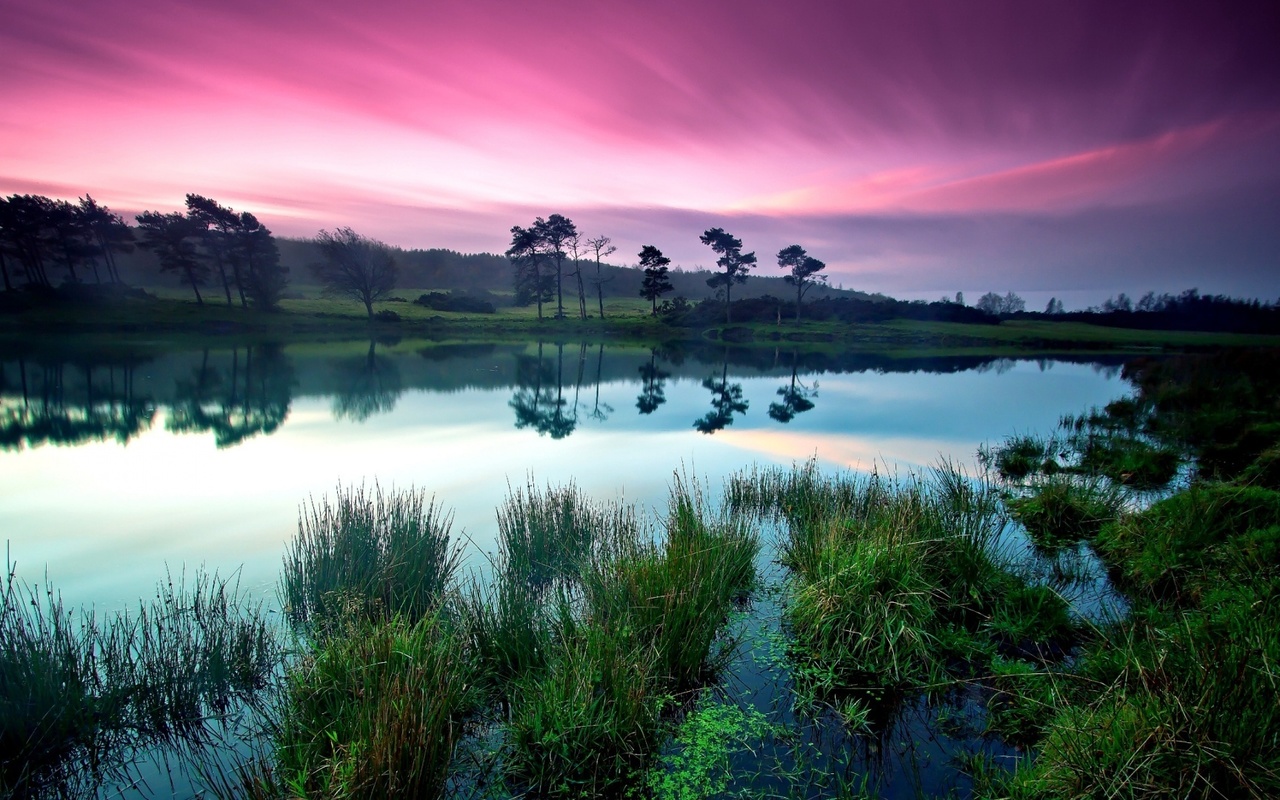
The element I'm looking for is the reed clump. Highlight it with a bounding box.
[1,567,277,797]
[740,460,1076,694]
[272,611,478,799]
[1006,475,1125,551]
[463,475,760,796]
[282,482,462,632]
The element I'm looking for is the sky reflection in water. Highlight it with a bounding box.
[0,343,1126,612]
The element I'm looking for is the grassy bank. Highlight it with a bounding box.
[5,288,1279,353]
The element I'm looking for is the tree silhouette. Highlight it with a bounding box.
[136,211,208,304]
[78,195,133,284]
[1,194,56,287]
[167,345,295,447]
[507,225,552,318]
[186,194,242,306]
[768,354,817,423]
[312,227,399,319]
[588,343,613,421]
[700,228,756,324]
[0,356,155,449]
[532,215,577,319]
[776,244,827,323]
[586,236,616,319]
[46,199,94,284]
[694,358,748,433]
[638,245,673,316]
[636,349,670,415]
[236,212,288,310]
[510,342,576,438]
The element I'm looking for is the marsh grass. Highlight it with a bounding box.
[993,591,1280,799]
[1,565,277,797]
[1006,475,1125,551]
[1094,483,1280,605]
[459,475,760,796]
[735,459,1076,695]
[282,482,462,633]
[265,611,477,799]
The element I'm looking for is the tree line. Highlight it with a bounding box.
[506,215,830,324]
[0,192,290,310]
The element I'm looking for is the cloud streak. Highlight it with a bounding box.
[2,0,1278,300]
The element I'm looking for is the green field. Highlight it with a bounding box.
[4,290,1278,353]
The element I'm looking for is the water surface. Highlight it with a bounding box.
[2,339,1127,614]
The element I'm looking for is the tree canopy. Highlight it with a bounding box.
[311,227,399,319]
[700,228,756,324]
[776,244,827,323]
[638,244,673,316]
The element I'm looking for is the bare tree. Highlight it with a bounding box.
[311,227,399,319]
[586,235,616,319]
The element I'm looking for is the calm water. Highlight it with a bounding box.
[2,338,1130,798]
[1,339,1127,613]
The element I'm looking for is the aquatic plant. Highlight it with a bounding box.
[1006,475,1124,550]
[1,566,277,797]
[273,611,478,799]
[282,482,462,633]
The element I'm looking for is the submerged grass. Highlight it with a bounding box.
[735,459,1074,694]
[1006,474,1125,551]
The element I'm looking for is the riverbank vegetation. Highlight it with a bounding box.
[4,347,1278,797]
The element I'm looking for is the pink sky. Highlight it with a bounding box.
[3,0,1278,301]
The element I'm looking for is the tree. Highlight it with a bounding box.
[45,199,95,284]
[776,244,827,323]
[531,214,577,319]
[1101,293,1133,313]
[78,195,133,284]
[700,228,756,324]
[311,227,399,319]
[507,225,551,318]
[955,291,964,306]
[1,194,57,287]
[237,212,288,310]
[186,194,242,306]
[638,245,673,316]
[136,211,208,304]
[586,235,616,319]
[976,291,1026,316]
[564,226,588,319]
[1044,297,1065,314]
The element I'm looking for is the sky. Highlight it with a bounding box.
[2,0,1278,305]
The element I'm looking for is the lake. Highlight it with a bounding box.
[1,337,1131,797]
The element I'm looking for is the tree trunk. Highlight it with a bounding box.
[596,262,605,319]
[186,266,204,305]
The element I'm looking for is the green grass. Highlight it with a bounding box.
[1,567,277,797]
[282,482,462,634]
[1006,475,1125,550]
[458,475,760,795]
[272,611,478,799]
